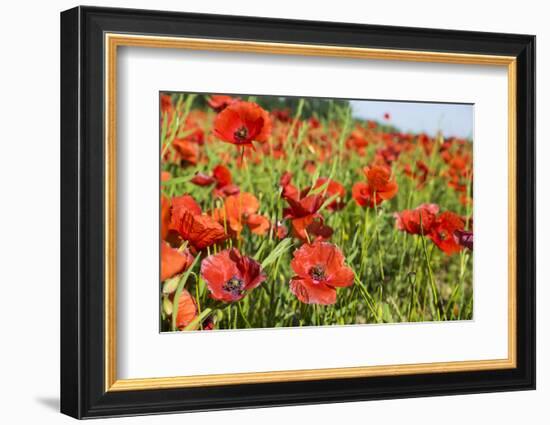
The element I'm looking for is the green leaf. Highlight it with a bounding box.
[183,308,212,331]
[161,175,194,186]
[261,238,294,269]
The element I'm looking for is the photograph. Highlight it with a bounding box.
[159,92,474,332]
[56,4,536,419]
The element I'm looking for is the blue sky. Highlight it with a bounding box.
[350,100,473,139]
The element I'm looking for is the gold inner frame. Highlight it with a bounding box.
[104,33,517,392]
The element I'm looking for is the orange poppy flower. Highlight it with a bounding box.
[213,101,272,146]
[352,165,398,208]
[169,195,226,251]
[215,192,270,236]
[201,248,266,302]
[175,289,197,329]
[289,241,354,305]
[394,203,439,235]
[160,241,194,281]
[428,211,465,255]
[207,95,239,112]
[175,291,215,330]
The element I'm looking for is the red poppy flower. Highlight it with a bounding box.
[201,248,266,302]
[212,164,232,188]
[172,137,199,165]
[394,203,439,235]
[403,160,430,188]
[428,211,465,255]
[274,221,289,239]
[207,95,239,112]
[304,160,317,174]
[352,165,398,208]
[190,173,215,186]
[215,192,270,236]
[280,171,300,201]
[169,195,226,251]
[283,194,325,240]
[289,241,354,305]
[302,177,346,211]
[160,242,194,281]
[271,108,292,123]
[305,218,334,240]
[160,94,174,117]
[213,101,272,146]
[284,194,323,221]
[375,141,402,166]
[308,117,321,129]
[172,194,202,216]
[161,196,171,241]
[175,289,197,329]
[346,129,370,156]
[183,111,206,145]
[190,164,240,197]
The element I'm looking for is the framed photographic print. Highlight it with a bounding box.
[60,6,535,419]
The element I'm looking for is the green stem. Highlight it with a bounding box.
[373,199,385,280]
[237,300,252,328]
[420,235,444,321]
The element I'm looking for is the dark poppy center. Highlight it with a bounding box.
[222,276,245,297]
[438,230,447,240]
[234,126,249,141]
[309,264,326,282]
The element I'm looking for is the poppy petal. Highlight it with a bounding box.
[213,164,232,187]
[247,214,270,235]
[160,242,193,281]
[289,277,337,305]
[173,209,227,250]
[191,172,216,186]
[176,289,198,329]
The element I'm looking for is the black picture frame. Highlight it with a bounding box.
[60,5,535,419]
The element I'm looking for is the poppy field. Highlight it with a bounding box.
[160,93,473,332]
